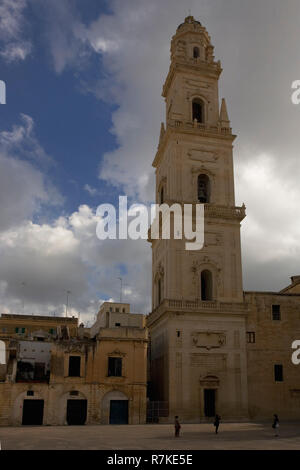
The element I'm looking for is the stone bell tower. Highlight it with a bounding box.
[147,16,249,421]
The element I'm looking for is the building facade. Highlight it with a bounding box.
[0,304,147,425]
[147,16,300,421]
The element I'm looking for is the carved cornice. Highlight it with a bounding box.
[147,298,248,327]
[162,61,222,98]
[149,202,246,223]
[108,349,126,357]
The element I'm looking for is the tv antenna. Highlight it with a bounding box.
[65,290,71,317]
[21,282,26,313]
[117,277,123,303]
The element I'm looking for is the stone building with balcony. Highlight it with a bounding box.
[0,304,147,426]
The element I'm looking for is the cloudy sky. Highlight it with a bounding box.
[0,0,299,323]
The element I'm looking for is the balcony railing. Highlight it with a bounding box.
[168,119,232,136]
[147,298,248,325]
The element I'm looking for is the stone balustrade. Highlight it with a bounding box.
[147,298,248,326]
[169,118,232,135]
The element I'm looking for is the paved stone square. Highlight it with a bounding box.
[0,422,300,450]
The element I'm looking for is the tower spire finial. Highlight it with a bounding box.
[219,98,230,128]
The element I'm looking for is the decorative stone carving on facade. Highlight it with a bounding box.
[191,256,221,273]
[190,353,226,370]
[199,375,219,388]
[108,349,126,357]
[191,331,226,350]
[186,81,210,90]
[173,39,186,60]
[204,232,223,248]
[63,344,86,354]
[154,262,164,281]
[189,150,219,162]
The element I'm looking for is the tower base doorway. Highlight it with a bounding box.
[204,389,216,417]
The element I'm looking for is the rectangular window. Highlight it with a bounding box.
[108,357,122,377]
[68,356,81,377]
[246,332,256,343]
[272,305,281,321]
[15,327,25,334]
[274,364,283,382]
[116,308,119,312]
[49,328,56,335]
[177,330,181,338]
[115,323,121,327]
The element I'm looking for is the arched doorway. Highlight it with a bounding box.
[22,399,44,425]
[102,390,129,424]
[59,391,88,425]
[13,390,46,426]
[66,398,87,425]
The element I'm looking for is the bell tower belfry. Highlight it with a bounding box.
[147,16,249,422]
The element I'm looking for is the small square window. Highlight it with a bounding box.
[272,305,281,321]
[115,323,121,327]
[27,390,34,396]
[70,390,79,396]
[274,364,283,382]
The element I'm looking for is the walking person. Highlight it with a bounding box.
[174,416,181,437]
[272,414,279,437]
[214,414,221,434]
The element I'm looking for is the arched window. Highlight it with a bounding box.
[192,98,204,122]
[193,47,200,58]
[198,174,210,203]
[201,270,213,301]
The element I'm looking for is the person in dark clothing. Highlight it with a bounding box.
[174,416,181,437]
[214,414,221,434]
[272,414,279,437]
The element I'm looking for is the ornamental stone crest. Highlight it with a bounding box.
[191,331,226,350]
